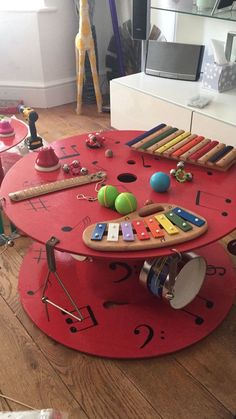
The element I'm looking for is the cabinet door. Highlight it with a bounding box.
[110,82,192,131]
[192,112,236,147]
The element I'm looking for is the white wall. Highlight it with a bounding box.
[0,0,124,108]
[0,0,78,107]
[1,1,236,108]
[0,0,134,108]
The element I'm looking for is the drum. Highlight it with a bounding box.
[139,252,207,309]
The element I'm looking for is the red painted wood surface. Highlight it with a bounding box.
[1,130,236,260]
[19,242,236,358]
[0,118,28,152]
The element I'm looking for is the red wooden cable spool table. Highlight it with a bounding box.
[1,130,236,358]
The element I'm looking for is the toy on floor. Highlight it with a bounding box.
[18,105,43,150]
[75,0,102,114]
[83,202,208,251]
[126,122,236,171]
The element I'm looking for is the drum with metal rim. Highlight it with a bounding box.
[139,252,207,309]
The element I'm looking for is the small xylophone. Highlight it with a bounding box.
[126,123,236,171]
[82,203,208,252]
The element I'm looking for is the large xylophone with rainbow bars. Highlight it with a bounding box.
[83,203,208,252]
[126,123,236,171]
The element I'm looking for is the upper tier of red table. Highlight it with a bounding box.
[1,130,236,260]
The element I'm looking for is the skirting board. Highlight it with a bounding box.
[1,73,108,108]
[0,78,77,108]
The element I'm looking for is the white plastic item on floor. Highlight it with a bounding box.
[0,409,68,418]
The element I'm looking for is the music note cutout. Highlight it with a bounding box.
[92,160,105,171]
[61,215,91,232]
[141,155,151,168]
[59,144,80,160]
[197,295,214,308]
[182,308,204,325]
[195,190,232,216]
[62,305,98,333]
[109,262,133,283]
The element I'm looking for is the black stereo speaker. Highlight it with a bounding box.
[132,0,150,40]
[145,41,205,81]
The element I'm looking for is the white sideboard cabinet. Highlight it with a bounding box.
[110,72,236,145]
[110,1,236,145]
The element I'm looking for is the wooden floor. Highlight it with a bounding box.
[0,103,236,418]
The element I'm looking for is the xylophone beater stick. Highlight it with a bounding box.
[131,125,172,149]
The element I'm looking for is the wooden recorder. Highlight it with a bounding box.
[82,203,208,252]
[126,123,236,171]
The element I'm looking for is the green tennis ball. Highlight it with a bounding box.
[115,192,137,215]
[97,185,119,208]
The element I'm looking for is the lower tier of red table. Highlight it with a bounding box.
[19,241,236,358]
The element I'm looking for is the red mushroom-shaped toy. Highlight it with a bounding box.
[35,146,60,172]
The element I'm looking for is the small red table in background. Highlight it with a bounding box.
[1,130,236,358]
[0,118,28,232]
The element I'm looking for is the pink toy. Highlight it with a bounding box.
[0,119,14,137]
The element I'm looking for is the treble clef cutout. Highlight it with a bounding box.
[134,324,154,349]
[206,265,226,276]
[109,262,133,283]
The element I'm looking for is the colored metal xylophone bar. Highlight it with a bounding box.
[82,203,208,252]
[126,123,236,171]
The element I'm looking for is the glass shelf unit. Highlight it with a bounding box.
[151,0,236,22]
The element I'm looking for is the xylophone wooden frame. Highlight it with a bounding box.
[126,123,236,172]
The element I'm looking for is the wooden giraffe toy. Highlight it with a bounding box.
[75,0,103,114]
